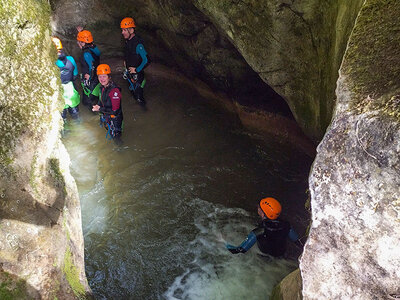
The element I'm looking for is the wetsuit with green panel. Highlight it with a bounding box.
[80,44,101,107]
[56,50,80,119]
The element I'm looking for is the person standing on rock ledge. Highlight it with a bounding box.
[92,64,123,145]
[121,17,150,107]
[76,29,101,109]
[226,197,302,257]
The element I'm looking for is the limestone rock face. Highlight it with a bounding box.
[192,0,364,141]
[51,0,365,140]
[270,268,302,300]
[0,1,90,298]
[3,0,399,298]
[300,0,400,298]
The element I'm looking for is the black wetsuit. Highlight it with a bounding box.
[253,219,291,257]
[98,81,123,138]
[226,218,298,257]
[124,34,148,104]
[80,44,101,106]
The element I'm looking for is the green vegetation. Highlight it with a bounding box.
[0,271,31,300]
[269,269,302,300]
[49,158,67,195]
[353,92,400,122]
[0,0,60,166]
[342,0,400,102]
[0,2,79,299]
[63,247,86,299]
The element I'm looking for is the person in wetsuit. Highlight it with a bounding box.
[226,197,302,257]
[52,37,80,120]
[121,17,149,106]
[76,30,101,108]
[92,64,123,145]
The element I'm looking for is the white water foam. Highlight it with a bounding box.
[163,198,297,300]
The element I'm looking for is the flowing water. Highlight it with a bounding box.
[62,65,313,299]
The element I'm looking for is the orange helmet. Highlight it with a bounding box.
[97,64,111,75]
[120,17,136,28]
[259,197,281,220]
[77,30,93,43]
[52,37,63,50]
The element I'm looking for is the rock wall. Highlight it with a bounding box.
[192,0,364,141]
[2,0,399,298]
[51,0,364,141]
[0,0,91,298]
[300,0,400,298]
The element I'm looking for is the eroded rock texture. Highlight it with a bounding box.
[300,0,400,298]
[51,0,364,141]
[0,0,91,298]
[1,0,399,298]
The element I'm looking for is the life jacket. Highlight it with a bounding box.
[99,82,122,118]
[254,219,290,257]
[57,57,74,84]
[124,35,150,71]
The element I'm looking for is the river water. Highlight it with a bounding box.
[62,65,312,299]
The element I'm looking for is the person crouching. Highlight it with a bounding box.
[92,64,123,144]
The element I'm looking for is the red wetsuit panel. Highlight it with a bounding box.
[109,88,121,111]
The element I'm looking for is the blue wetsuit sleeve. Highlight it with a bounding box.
[55,59,63,68]
[91,46,101,57]
[226,231,257,254]
[135,43,148,73]
[288,228,299,242]
[239,231,257,251]
[83,52,94,74]
[67,56,79,77]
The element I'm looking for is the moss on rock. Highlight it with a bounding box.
[0,1,90,299]
[301,0,400,298]
[342,0,400,101]
[63,247,86,299]
[0,271,32,300]
[270,268,302,300]
[0,0,61,168]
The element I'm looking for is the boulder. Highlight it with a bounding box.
[300,0,400,298]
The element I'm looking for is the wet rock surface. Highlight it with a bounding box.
[300,0,400,299]
[1,0,399,298]
[0,1,91,298]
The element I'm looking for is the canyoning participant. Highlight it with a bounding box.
[52,37,80,120]
[226,197,302,257]
[76,29,101,108]
[121,17,150,106]
[92,64,123,144]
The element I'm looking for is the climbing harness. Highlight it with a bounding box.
[123,70,146,107]
[122,70,147,91]
[123,69,140,92]
[80,74,91,97]
[99,115,116,140]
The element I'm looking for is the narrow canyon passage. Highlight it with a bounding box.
[62,60,312,299]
